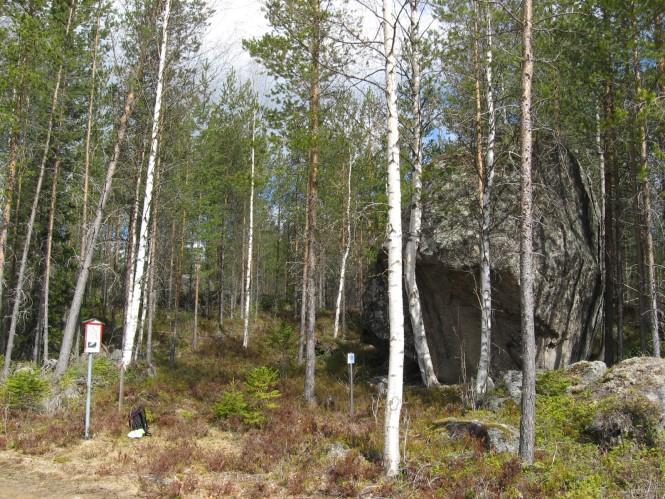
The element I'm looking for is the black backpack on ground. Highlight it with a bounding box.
[128,406,150,435]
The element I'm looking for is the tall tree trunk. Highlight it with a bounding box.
[136,154,161,360]
[518,0,536,465]
[122,0,171,368]
[54,86,137,378]
[145,194,158,366]
[124,135,148,337]
[0,80,26,347]
[333,151,353,340]
[82,6,102,258]
[3,0,76,379]
[602,83,617,365]
[242,108,257,348]
[631,3,660,357]
[168,218,176,308]
[193,262,200,348]
[303,0,321,405]
[382,0,404,477]
[42,158,61,363]
[475,1,496,396]
[404,0,438,388]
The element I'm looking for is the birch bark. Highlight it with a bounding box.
[242,108,257,348]
[404,0,438,388]
[382,0,405,477]
[475,5,496,396]
[121,0,171,368]
[333,152,353,339]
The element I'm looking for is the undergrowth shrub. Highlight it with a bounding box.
[215,367,280,427]
[536,370,575,396]
[1,366,49,410]
[586,394,662,448]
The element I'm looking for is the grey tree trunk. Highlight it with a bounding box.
[82,6,102,258]
[42,158,62,363]
[54,87,137,378]
[631,3,660,357]
[303,0,321,405]
[518,0,536,465]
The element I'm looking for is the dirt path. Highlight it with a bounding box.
[0,444,140,498]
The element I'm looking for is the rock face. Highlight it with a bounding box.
[364,138,602,383]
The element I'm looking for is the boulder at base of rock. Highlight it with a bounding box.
[583,357,665,448]
[433,418,519,454]
[502,370,523,403]
[565,360,607,393]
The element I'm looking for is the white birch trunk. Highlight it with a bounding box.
[242,108,257,348]
[121,0,171,368]
[3,0,76,379]
[382,0,405,477]
[333,152,353,339]
[404,0,439,388]
[475,6,496,396]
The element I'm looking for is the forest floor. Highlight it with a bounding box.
[1,311,664,498]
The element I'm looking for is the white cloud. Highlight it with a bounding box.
[202,0,270,86]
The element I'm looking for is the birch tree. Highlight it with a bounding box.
[475,1,496,396]
[122,0,172,368]
[382,0,405,478]
[518,0,536,465]
[333,150,353,339]
[403,0,439,388]
[242,107,257,348]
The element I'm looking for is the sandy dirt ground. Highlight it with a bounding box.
[0,442,139,499]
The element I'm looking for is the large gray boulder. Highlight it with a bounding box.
[364,137,602,383]
[583,357,665,448]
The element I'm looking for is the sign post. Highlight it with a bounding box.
[82,319,104,439]
[347,352,355,417]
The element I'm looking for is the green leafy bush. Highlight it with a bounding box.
[2,366,49,410]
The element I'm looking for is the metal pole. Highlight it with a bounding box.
[349,362,354,417]
[84,352,93,439]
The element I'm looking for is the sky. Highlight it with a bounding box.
[202,0,270,88]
